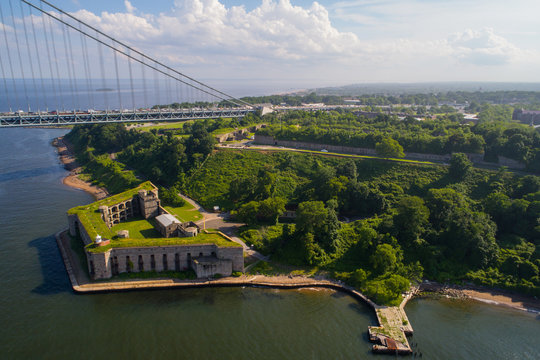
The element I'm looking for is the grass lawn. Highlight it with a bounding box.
[87,231,240,253]
[165,201,203,222]
[110,217,161,239]
[137,121,190,132]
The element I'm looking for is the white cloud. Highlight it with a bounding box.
[70,0,360,63]
[124,1,136,14]
[448,28,520,66]
[5,0,540,87]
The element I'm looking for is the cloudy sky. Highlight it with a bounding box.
[5,0,540,92]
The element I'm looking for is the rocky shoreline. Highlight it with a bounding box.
[417,281,540,313]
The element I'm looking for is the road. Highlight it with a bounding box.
[178,193,267,261]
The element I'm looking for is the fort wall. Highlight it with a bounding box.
[87,243,243,280]
[254,135,525,169]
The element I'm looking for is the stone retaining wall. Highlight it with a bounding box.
[87,243,244,279]
[254,135,526,169]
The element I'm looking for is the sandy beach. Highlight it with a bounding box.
[419,281,540,313]
[53,136,109,200]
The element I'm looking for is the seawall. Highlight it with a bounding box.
[56,228,413,354]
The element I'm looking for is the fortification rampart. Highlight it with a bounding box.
[87,243,243,279]
[254,135,525,169]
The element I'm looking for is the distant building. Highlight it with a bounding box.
[513,109,540,125]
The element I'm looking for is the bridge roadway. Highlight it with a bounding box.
[0,108,256,127]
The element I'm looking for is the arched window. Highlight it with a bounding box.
[175,253,180,271]
[138,255,144,271]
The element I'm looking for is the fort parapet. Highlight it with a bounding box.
[67,181,243,280]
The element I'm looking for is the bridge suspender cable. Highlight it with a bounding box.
[22,0,254,108]
[9,0,30,112]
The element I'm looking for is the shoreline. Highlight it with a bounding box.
[417,281,540,314]
[53,136,109,200]
[51,136,540,315]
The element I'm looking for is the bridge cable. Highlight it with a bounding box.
[96,31,109,110]
[0,42,12,112]
[19,2,39,111]
[112,39,123,111]
[0,4,13,112]
[29,4,49,111]
[79,21,94,111]
[64,12,80,111]
[40,1,60,111]
[165,68,171,106]
[9,0,30,111]
[24,0,253,108]
[22,0,250,107]
[47,12,64,110]
[59,12,77,111]
[154,60,161,108]
[127,48,135,110]
[140,54,148,109]
[175,73,180,105]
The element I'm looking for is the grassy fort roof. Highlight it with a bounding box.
[67,181,243,279]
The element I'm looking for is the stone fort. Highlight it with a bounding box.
[67,182,243,280]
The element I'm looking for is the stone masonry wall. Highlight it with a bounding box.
[254,135,526,169]
[192,258,233,278]
[87,244,243,280]
[68,214,93,246]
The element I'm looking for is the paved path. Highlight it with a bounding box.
[178,193,267,260]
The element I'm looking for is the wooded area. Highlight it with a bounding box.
[65,96,540,305]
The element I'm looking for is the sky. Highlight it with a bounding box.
[3,0,540,92]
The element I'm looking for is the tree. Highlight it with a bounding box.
[375,137,405,158]
[442,209,498,268]
[235,201,260,224]
[258,197,286,224]
[296,201,327,233]
[392,196,430,246]
[448,152,472,179]
[425,188,467,231]
[371,243,398,275]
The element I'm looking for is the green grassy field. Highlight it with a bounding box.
[135,121,191,132]
[87,232,240,253]
[110,217,161,238]
[164,201,203,222]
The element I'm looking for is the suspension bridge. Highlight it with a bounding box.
[0,0,257,127]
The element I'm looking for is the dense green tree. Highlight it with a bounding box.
[258,197,287,224]
[296,201,327,233]
[375,137,405,158]
[441,209,498,268]
[235,201,260,224]
[392,196,430,246]
[371,244,398,275]
[448,153,472,179]
[425,188,468,230]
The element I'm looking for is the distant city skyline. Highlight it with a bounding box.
[2,0,540,90]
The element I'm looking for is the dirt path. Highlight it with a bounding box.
[53,137,109,200]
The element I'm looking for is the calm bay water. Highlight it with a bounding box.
[0,128,538,359]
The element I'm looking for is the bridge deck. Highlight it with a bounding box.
[0,109,256,127]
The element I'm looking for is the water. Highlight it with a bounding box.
[405,297,540,359]
[0,128,538,359]
[0,79,314,113]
